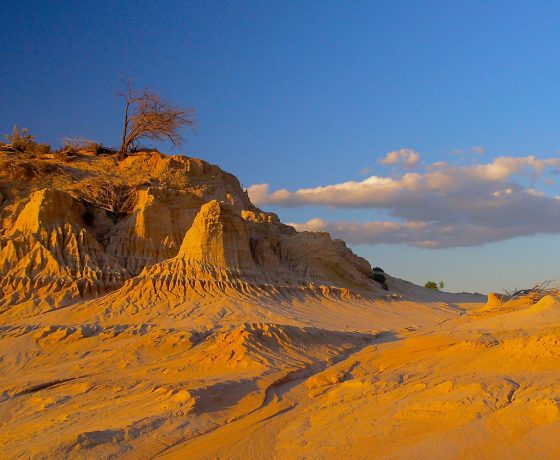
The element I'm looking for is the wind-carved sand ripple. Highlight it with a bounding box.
[0,320,379,458]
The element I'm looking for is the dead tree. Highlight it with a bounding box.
[500,279,560,309]
[118,79,195,155]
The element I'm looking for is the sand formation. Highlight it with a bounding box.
[0,151,385,318]
[0,150,559,459]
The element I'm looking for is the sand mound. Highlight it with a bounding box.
[189,323,372,370]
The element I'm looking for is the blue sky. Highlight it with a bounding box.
[2,1,560,293]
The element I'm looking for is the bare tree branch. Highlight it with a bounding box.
[500,279,560,309]
[118,80,195,155]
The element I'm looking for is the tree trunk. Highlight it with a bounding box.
[119,100,130,155]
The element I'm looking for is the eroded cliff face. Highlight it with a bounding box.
[0,150,380,318]
[0,189,128,316]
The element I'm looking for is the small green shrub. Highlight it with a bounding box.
[424,281,444,291]
[372,266,385,273]
[370,271,389,290]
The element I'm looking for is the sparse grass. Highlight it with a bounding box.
[56,138,116,161]
[0,159,61,180]
[54,149,78,162]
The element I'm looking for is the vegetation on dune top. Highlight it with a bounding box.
[1,79,196,160]
[0,80,197,224]
[369,270,388,291]
[424,281,444,292]
[117,79,195,156]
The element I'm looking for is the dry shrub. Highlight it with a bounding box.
[61,137,114,157]
[54,150,77,162]
[83,142,114,156]
[4,126,51,155]
[35,143,51,155]
[159,170,189,190]
[0,159,61,180]
[502,280,560,306]
[75,175,138,221]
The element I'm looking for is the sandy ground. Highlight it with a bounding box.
[1,290,559,459]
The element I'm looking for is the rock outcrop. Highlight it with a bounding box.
[0,151,381,318]
[0,189,128,316]
[115,198,380,307]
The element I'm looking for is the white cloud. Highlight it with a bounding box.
[291,214,560,249]
[249,156,560,209]
[464,155,558,181]
[379,151,400,165]
[450,146,485,155]
[379,148,420,169]
[426,161,447,170]
[249,155,560,248]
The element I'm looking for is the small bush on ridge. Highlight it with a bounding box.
[370,271,389,291]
